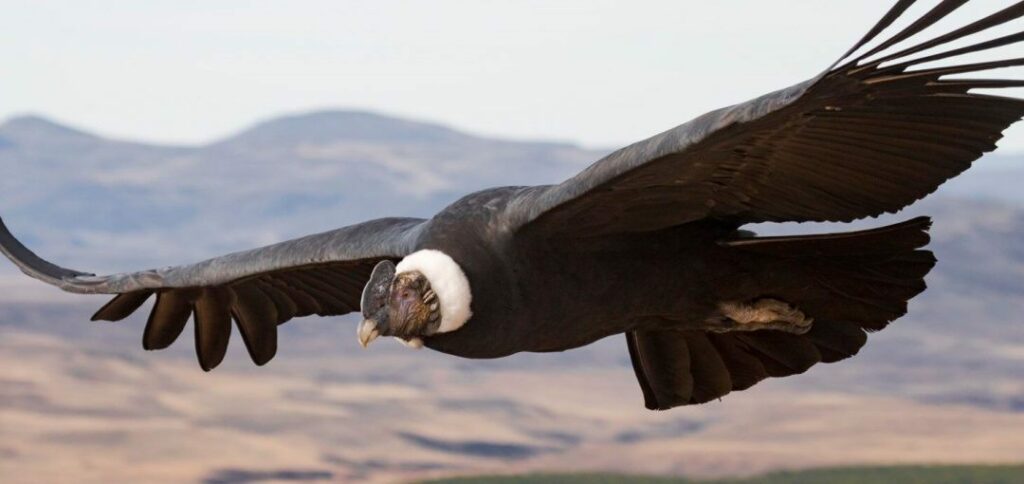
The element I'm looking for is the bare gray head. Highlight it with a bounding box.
[358,250,472,348]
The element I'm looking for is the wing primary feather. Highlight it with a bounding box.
[834,0,918,66]
[876,31,1024,75]
[0,216,94,289]
[253,279,298,324]
[931,78,1024,90]
[143,289,198,350]
[229,284,278,365]
[91,290,153,322]
[329,264,371,290]
[265,277,323,317]
[862,1,1024,68]
[1,217,423,295]
[853,0,969,64]
[867,58,1024,84]
[307,269,363,304]
[287,272,354,313]
[193,287,232,371]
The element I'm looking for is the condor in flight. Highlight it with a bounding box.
[3,1,1023,410]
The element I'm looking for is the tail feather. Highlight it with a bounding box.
[720,216,932,256]
[628,217,935,410]
[735,217,935,330]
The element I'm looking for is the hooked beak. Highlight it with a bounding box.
[358,318,380,348]
[358,260,396,349]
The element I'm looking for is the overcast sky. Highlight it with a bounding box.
[3,0,1022,151]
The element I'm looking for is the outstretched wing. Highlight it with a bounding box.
[510,0,1024,237]
[0,216,425,369]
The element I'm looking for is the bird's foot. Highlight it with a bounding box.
[709,298,813,335]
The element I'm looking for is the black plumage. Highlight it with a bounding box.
[1,1,1021,409]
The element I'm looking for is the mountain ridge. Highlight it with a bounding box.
[214,110,477,149]
[0,110,586,151]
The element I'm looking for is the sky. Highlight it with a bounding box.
[2,0,1023,151]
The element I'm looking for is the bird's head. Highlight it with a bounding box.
[357,250,472,348]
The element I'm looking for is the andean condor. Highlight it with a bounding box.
[3,0,1023,409]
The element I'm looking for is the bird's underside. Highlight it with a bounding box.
[2,0,1023,410]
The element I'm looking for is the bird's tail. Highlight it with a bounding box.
[627,217,935,410]
[720,216,937,335]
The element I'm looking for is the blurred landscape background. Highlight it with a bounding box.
[1,111,1022,482]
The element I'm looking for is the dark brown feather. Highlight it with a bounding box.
[143,289,197,350]
[518,2,1024,237]
[229,284,278,365]
[627,329,694,410]
[804,321,868,364]
[852,0,969,62]
[254,280,298,324]
[91,290,153,322]
[864,1,1024,67]
[264,277,323,317]
[287,272,355,314]
[84,259,384,368]
[706,332,769,391]
[194,287,233,371]
[737,332,822,377]
[684,332,733,404]
[835,0,917,63]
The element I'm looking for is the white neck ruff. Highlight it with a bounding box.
[395,249,472,333]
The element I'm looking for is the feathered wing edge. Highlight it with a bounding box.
[512,0,1024,235]
[0,216,94,290]
[0,216,424,294]
[0,216,424,369]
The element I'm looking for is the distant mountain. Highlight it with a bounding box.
[0,111,600,272]
[215,110,475,148]
[0,115,100,144]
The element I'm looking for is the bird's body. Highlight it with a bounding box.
[3,0,1022,409]
[366,186,726,358]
